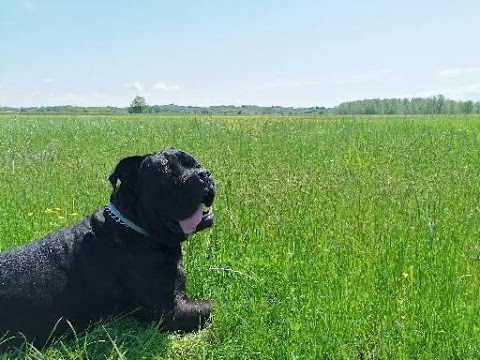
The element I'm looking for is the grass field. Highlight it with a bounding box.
[1,113,480,359]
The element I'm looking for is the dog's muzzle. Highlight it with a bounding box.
[196,206,214,232]
[193,179,215,233]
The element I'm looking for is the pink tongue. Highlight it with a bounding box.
[179,205,204,235]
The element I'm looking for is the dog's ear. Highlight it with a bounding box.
[109,155,146,190]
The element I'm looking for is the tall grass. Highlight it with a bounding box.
[1,114,480,359]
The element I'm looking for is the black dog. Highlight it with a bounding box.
[0,148,215,350]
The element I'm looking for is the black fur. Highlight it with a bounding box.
[0,148,215,351]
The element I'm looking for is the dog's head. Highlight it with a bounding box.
[108,148,215,246]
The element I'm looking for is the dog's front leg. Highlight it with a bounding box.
[168,259,211,332]
[132,257,211,332]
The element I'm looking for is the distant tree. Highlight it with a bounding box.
[435,95,445,114]
[128,95,148,113]
[463,101,474,114]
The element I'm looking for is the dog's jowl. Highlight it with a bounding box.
[0,148,215,350]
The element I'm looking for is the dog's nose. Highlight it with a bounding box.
[199,170,212,182]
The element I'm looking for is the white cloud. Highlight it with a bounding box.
[439,67,480,78]
[152,82,180,91]
[42,78,55,84]
[337,69,392,84]
[124,81,143,91]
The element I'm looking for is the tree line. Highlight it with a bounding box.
[2,95,479,115]
[126,95,326,115]
[333,95,480,115]
[126,95,480,115]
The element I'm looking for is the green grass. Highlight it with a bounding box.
[1,113,480,359]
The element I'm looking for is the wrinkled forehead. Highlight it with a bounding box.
[142,150,202,176]
[139,149,214,195]
[160,149,200,167]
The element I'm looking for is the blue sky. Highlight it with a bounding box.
[1,0,479,108]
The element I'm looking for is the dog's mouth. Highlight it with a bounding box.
[197,205,214,232]
[165,204,214,236]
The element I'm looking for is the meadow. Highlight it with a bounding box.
[1,113,480,359]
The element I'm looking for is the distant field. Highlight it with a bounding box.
[1,113,480,359]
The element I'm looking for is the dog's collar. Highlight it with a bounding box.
[105,202,149,237]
